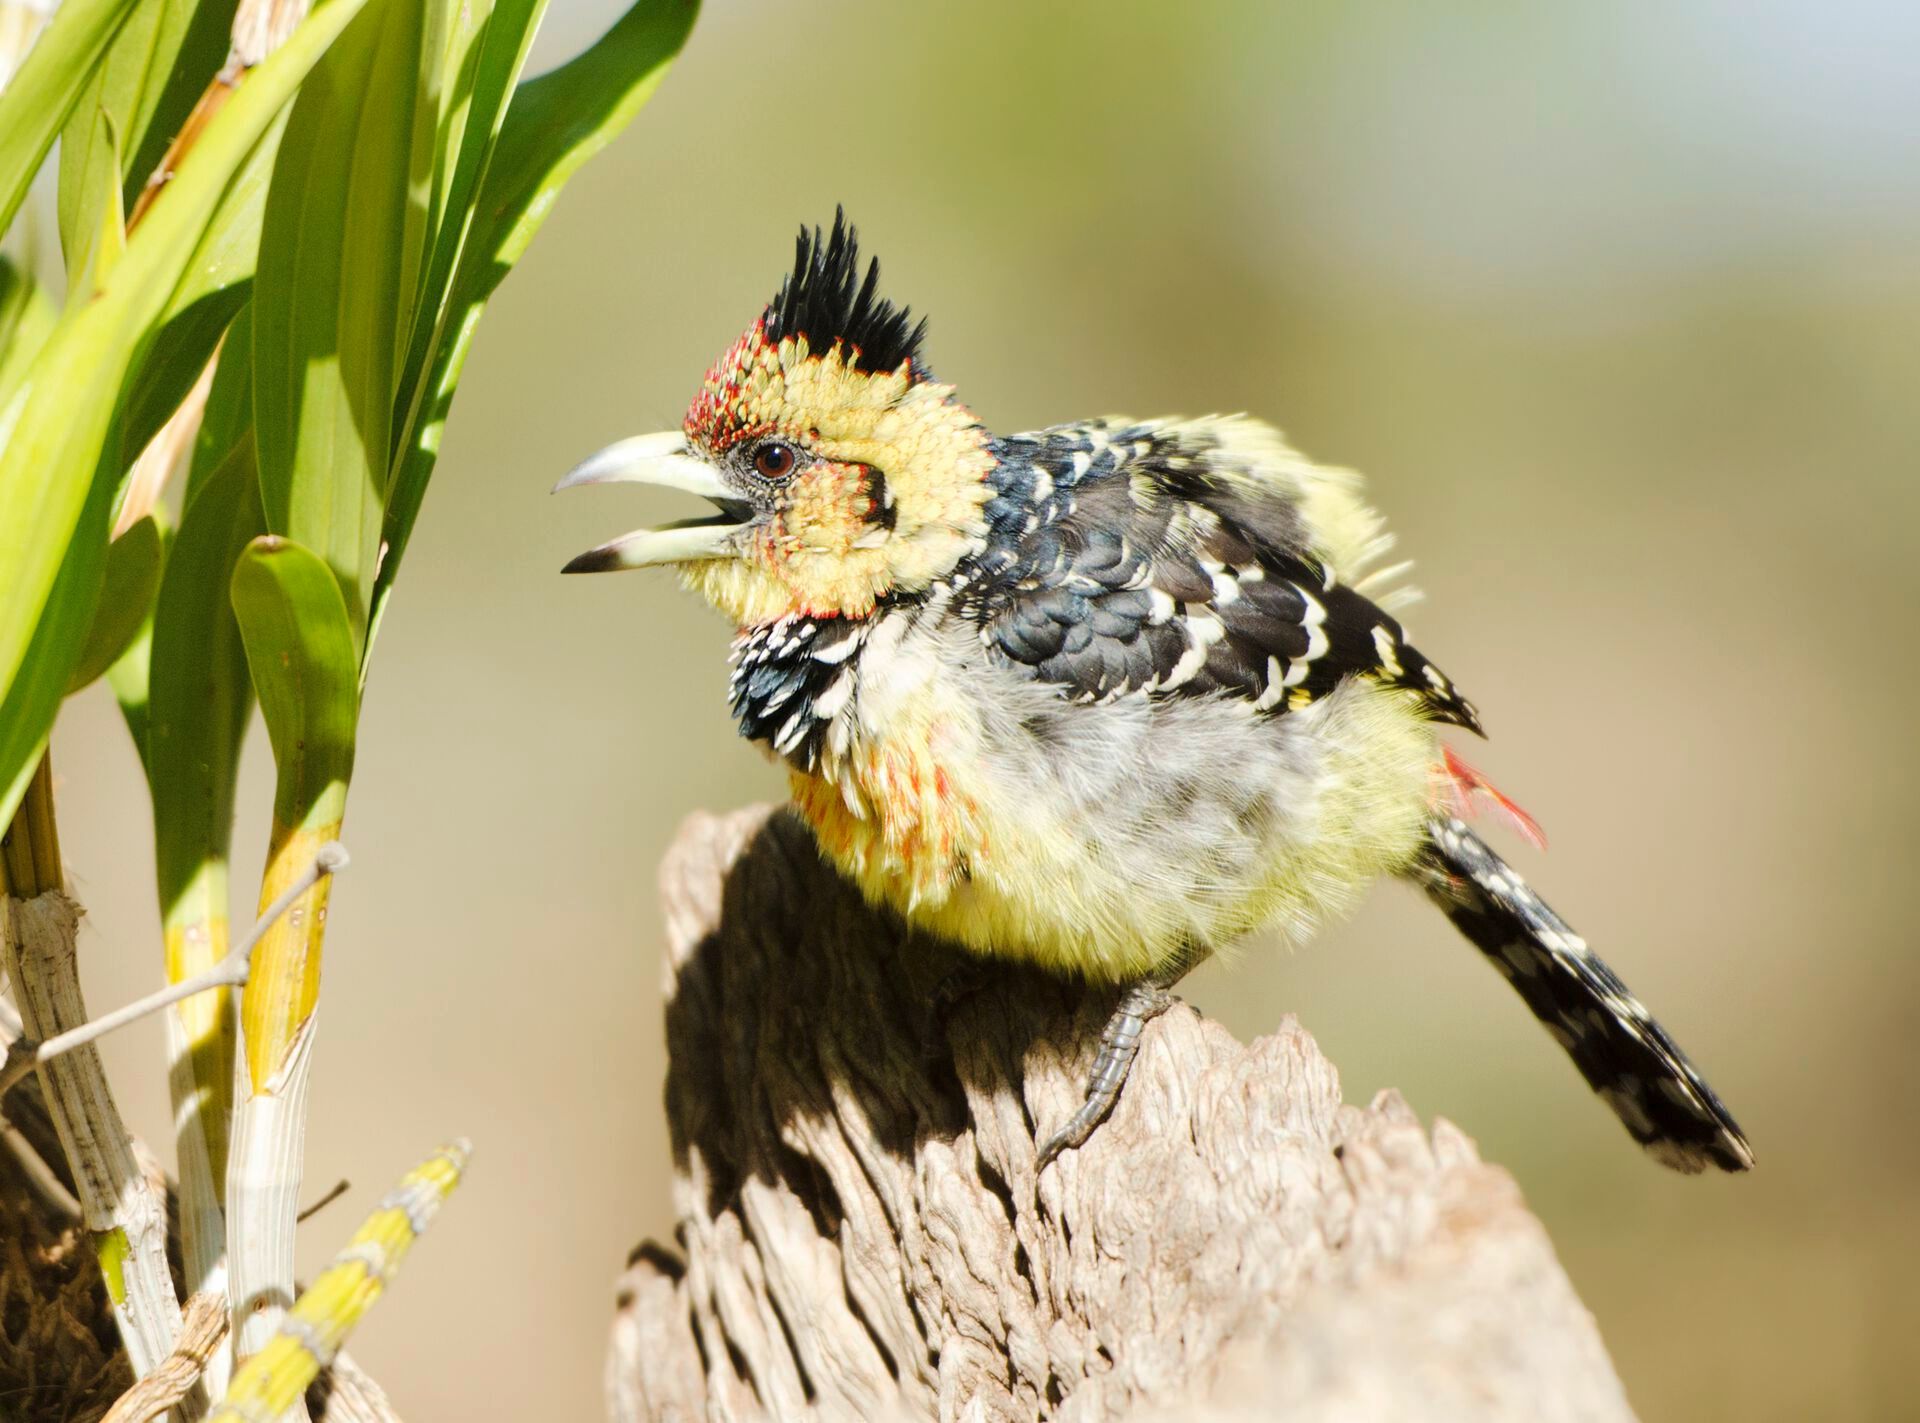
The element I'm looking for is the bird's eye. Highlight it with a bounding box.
[753,441,799,480]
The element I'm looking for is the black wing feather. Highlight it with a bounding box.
[960,420,1481,730]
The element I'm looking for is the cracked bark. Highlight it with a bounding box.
[608,806,1639,1423]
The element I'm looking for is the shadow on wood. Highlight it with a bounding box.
[608,806,1638,1423]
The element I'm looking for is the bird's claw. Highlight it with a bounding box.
[1036,979,1179,1169]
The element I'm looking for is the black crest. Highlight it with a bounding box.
[764,208,929,377]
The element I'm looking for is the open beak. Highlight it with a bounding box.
[554,431,750,573]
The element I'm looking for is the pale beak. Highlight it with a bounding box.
[554,431,750,573]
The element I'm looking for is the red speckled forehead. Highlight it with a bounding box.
[685,315,787,454]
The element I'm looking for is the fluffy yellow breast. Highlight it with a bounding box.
[786,643,1439,984]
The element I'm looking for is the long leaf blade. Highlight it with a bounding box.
[229,536,357,1088]
[0,0,369,831]
[145,434,264,1206]
[252,0,433,650]
[57,0,239,283]
[115,109,283,470]
[0,255,54,407]
[370,0,698,659]
[65,513,165,693]
[474,0,699,278]
[0,0,141,236]
[390,0,543,465]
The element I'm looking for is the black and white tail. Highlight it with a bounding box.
[1415,817,1753,1173]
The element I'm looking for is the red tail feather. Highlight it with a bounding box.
[1437,745,1547,850]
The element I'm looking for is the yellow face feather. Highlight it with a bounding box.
[679,323,996,624]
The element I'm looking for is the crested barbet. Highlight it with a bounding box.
[558,212,1753,1175]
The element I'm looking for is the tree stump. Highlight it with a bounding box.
[607,807,1638,1423]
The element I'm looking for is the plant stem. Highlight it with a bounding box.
[226,1014,316,1374]
[211,1140,469,1423]
[115,0,311,1352]
[0,751,189,1398]
[227,810,346,1395]
[0,842,346,1096]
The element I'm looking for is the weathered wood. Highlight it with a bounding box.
[609,806,1638,1423]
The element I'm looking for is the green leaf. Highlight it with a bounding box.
[122,0,241,210]
[58,0,238,285]
[150,437,262,917]
[0,0,142,237]
[253,0,438,652]
[60,107,130,295]
[104,606,159,767]
[88,113,129,291]
[471,0,699,278]
[230,536,358,829]
[0,0,371,832]
[0,466,116,829]
[370,0,698,661]
[418,0,521,305]
[186,299,256,504]
[106,602,160,771]
[146,435,262,1183]
[102,511,174,763]
[398,0,454,368]
[229,534,357,1083]
[116,118,283,471]
[392,0,543,458]
[0,256,55,408]
[66,513,165,693]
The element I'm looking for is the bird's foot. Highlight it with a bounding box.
[1036,978,1179,1169]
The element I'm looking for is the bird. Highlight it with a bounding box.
[556,210,1753,1175]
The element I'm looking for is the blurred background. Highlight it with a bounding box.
[46,1,1919,1418]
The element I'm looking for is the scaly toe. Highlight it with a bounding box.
[1035,1093,1116,1170]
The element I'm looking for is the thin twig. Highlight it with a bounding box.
[102,1292,230,1423]
[295,1176,350,1224]
[0,844,347,1097]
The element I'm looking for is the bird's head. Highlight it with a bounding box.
[558,213,996,626]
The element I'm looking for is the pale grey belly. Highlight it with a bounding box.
[825,625,1434,977]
